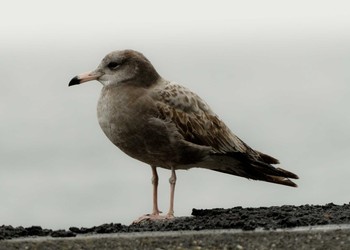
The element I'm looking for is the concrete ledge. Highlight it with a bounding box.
[2,226,350,250]
[2,203,350,249]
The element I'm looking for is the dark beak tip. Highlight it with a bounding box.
[68,76,81,87]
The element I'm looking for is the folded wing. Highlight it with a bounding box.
[151,82,298,187]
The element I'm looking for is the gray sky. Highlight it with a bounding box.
[1,0,350,229]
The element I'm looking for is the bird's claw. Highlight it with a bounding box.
[132,212,174,224]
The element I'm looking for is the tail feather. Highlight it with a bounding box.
[263,175,298,187]
[252,161,299,180]
[275,167,299,179]
[206,153,298,188]
[256,151,280,164]
[213,167,298,188]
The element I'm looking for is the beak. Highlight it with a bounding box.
[68,71,101,87]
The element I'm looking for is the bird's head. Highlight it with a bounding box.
[69,49,160,87]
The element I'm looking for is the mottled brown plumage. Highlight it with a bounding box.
[69,49,298,222]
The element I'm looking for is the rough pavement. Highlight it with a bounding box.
[1,203,350,249]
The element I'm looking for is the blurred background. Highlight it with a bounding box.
[1,0,349,229]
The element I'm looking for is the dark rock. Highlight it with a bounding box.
[68,227,81,233]
[51,230,76,238]
[26,226,50,237]
[1,203,350,240]
[95,223,123,234]
[281,217,300,227]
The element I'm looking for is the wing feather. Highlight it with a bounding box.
[152,82,259,158]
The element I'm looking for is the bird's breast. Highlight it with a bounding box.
[97,86,142,143]
[96,85,162,162]
[95,84,210,168]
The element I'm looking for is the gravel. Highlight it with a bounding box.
[1,203,350,249]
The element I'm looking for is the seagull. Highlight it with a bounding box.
[69,49,298,223]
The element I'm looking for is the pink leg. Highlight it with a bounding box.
[151,166,161,215]
[132,166,176,224]
[133,166,163,223]
[166,167,177,218]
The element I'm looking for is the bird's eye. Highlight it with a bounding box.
[107,61,121,70]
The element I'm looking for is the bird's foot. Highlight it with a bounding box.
[132,212,175,224]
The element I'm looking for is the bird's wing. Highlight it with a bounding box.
[152,82,258,157]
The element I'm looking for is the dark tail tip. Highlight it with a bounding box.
[276,167,299,179]
[265,175,298,188]
[257,151,280,164]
